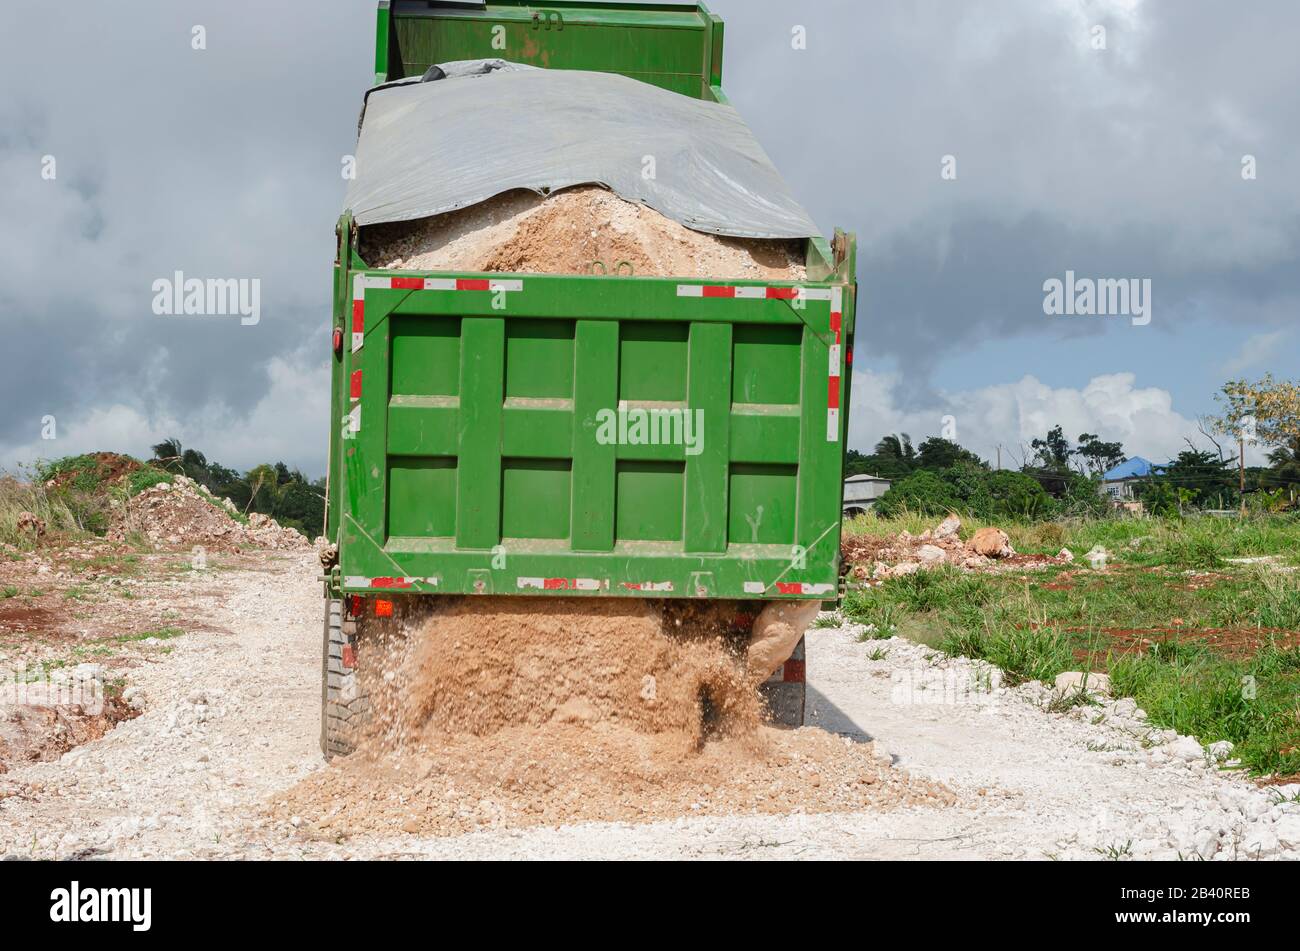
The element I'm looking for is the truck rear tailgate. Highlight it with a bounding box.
[333,267,853,599]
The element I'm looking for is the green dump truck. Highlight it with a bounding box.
[321,1,857,756]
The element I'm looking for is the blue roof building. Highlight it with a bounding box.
[1102,456,1160,481]
[1101,456,1166,504]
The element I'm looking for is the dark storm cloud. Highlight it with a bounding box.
[713,0,1300,385]
[1,1,373,468]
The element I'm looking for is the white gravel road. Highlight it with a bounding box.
[1,556,1296,860]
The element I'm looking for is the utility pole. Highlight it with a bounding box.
[1239,433,1246,516]
[996,445,1002,471]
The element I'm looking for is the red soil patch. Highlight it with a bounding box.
[839,534,895,567]
[47,451,141,490]
[0,602,64,638]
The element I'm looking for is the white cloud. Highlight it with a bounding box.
[1221,330,1290,375]
[2,354,328,475]
[848,369,1266,467]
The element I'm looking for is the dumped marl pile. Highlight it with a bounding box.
[0,695,138,775]
[361,186,808,280]
[373,597,760,742]
[275,597,953,837]
[841,514,1072,582]
[108,476,308,552]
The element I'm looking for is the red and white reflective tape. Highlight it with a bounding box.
[777,581,836,596]
[676,284,834,301]
[420,278,523,293]
[620,581,674,592]
[745,581,835,596]
[351,274,524,353]
[517,577,608,591]
[827,285,843,442]
[350,369,363,402]
[343,576,438,589]
[350,274,382,353]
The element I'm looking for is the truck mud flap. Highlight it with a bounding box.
[758,635,805,727]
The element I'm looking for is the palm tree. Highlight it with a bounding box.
[150,438,185,472]
[874,433,915,464]
[244,463,283,516]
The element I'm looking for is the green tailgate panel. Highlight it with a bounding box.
[334,271,853,599]
[378,1,726,100]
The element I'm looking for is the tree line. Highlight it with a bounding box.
[848,376,1300,519]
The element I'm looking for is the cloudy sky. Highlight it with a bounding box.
[3,0,1297,475]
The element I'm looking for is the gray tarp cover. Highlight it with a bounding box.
[344,60,820,240]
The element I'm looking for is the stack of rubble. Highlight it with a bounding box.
[841,514,1071,582]
[109,476,308,552]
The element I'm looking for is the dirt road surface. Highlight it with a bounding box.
[1,554,1295,860]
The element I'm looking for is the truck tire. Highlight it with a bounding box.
[320,597,369,759]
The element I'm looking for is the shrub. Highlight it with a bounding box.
[876,465,1058,521]
[873,470,961,518]
[127,468,175,496]
[982,470,1057,519]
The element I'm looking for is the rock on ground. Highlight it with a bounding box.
[969,526,1014,559]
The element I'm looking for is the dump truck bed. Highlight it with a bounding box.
[324,1,856,602]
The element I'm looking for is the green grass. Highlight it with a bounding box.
[842,514,1300,776]
[126,468,174,495]
[35,453,111,491]
[0,474,83,546]
[83,553,144,576]
[1251,572,1300,629]
[1110,641,1300,776]
[1094,841,1135,861]
[73,644,115,657]
[871,565,996,613]
[843,565,997,645]
[114,626,184,643]
[938,608,1077,686]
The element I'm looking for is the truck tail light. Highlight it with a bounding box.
[374,599,394,618]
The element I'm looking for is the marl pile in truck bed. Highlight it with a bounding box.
[360,186,808,281]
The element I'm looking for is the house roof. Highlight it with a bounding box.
[1103,456,1162,481]
[844,473,890,483]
